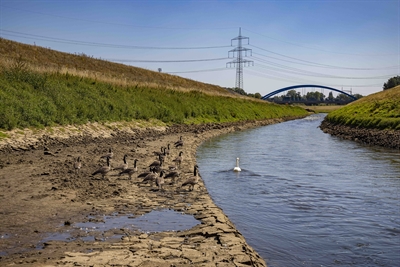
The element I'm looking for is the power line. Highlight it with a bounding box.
[246,69,382,88]
[166,68,229,74]
[252,51,399,71]
[108,57,229,63]
[244,28,397,57]
[0,5,236,30]
[250,45,399,70]
[1,25,393,91]
[251,57,396,80]
[0,29,230,50]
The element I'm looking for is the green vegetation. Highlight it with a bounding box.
[324,86,400,130]
[0,131,9,139]
[383,76,400,90]
[0,39,308,130]
[227,87,262,99]
[298,105,343,113]
[274,89,362,102]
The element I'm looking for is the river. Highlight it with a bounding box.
[196,114,400,267]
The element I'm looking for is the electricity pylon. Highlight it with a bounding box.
[227,27,254,90]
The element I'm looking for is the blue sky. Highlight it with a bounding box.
[0,0,399,96]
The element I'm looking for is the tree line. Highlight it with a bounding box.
[226,75,399,100]
[271,90,363,102]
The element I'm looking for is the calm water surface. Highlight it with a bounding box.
[196,114,400,267]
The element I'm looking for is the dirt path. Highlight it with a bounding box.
[0,119,292,267]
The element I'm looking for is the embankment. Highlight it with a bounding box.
[319,86,400,149]
[319,120,400,149]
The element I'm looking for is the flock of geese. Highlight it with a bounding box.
[74,136,199,191]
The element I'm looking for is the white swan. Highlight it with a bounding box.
[233,157,241,172]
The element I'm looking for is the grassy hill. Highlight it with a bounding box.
[0,38,308,131]
[323,86,400,130]
[0,38,232,96]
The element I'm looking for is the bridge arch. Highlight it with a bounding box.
[261,84,357,100]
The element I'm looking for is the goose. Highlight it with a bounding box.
[74,156,82,175]
[113,154,128,172]
[100,148,113,159]
[92,157,111,179]
[181,165,199,191]
[149,154,163,168]
[164,170,180,184]
[233,157,241,172]
[172,151,183,168]
[155,170,166,190]
[141,169,158,185]
[164,144,171,157]
[174,136,183,148]
[159,147,167,162]
[138,166,154,178]
[119,159,138,179]
[153,146,165,157]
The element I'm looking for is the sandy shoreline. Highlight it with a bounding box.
[0,118,299,267]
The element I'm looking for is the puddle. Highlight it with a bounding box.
[0,234,11,256]
[1,233,11,239]
[131,209,200,232]
[39,209,200,245]
[43,232,74,242]
[74,209,200,233]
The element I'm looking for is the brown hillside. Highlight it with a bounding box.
[0,38,234,96]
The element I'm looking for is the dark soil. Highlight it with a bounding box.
[319,119,400,149]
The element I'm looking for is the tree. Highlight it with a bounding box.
[230,87,247,95]
[285,90,299,100]
[254,92,261,99]
[383,76,400,90]
[336,93,352,101]
[305,91,325,101]
[327,92,334,101]
[353,93,363,99]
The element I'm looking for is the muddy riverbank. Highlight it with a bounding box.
[319,120,400,149]
[0,118,299,267]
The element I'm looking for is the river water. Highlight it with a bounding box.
[196,114,400,267]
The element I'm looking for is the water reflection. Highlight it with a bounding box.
[197,114,400,267]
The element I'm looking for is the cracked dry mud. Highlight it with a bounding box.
[0,120,286,267]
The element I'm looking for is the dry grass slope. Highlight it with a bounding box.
[0,38,236,97]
